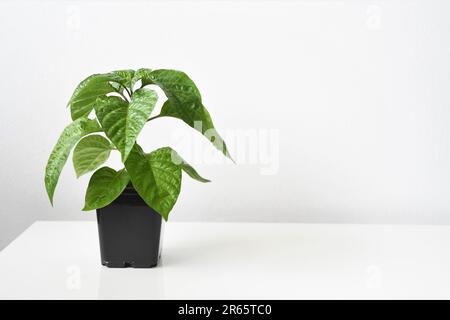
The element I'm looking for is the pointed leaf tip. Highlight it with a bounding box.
[151,70,231,159]
[44,118,102,206]
[125,145,182,220]
[95,89,157,161]
[83,167,130,211]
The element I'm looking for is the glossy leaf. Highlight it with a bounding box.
[148,69,231,160]
[169,148,210,183]
[45,118,101,205]
[125,144,181,220]
[110,81,123,94]
[131,68,152,89]
[112,69,135,89]
[68,73,122,120]
[72,135,112,178]
[82,167,130,211]
[94,90,157,162]
[125,88,158,159]
[94,96,128,153]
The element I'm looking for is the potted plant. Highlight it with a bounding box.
[44,68,231,268]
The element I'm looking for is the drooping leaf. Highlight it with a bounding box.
[160,100,230,160]
[168,148,210,183]
[125,144,181,220]
[82,167,130,211]
[147,69,231,160]
[45,118,102,205]
[68,73,123,120]
[72,135,113,178]
[94,90,157,162]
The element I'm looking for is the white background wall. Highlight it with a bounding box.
[1,0,450,249]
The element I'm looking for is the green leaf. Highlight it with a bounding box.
[82,167,130,211]
[68,73,121,120]
[72,135,112,178]
[131,68,153,89]
[125,88,158,158]
[45,118,102,205]
[110,81,124,94]
[125,144,181,220]
[111,69,135,89]
[148,69,232,160]
[94,96,128,154]
[94,89,157,162]
[169,148,210,183]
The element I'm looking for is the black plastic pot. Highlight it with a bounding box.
[96,187,163,268]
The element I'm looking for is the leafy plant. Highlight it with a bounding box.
[45,69,231,220]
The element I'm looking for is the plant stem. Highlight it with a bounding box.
[147,114,162,122]
[113,88,129,102]
[111,80,132,101]
[123,86,132,99]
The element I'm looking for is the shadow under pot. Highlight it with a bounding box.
[96,187,164,268]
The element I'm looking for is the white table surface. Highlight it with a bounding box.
[0,221,449,300]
